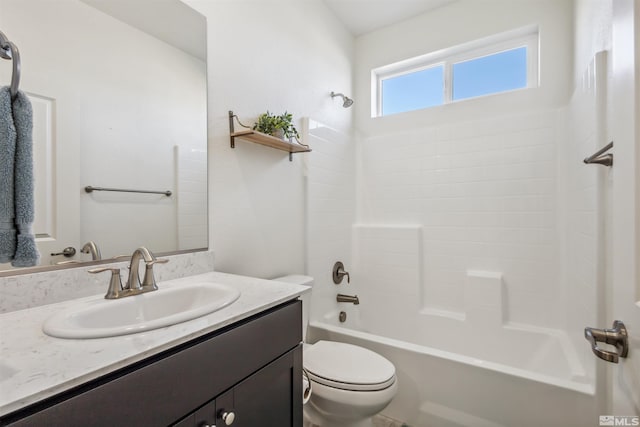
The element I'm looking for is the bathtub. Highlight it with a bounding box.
[307,309,601,427]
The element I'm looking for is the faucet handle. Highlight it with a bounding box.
[146,258,169,266]
[141,258,169,290]
[88,267,120,274]
[89,267,123,299]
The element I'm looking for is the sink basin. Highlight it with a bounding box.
[43,282,241,339]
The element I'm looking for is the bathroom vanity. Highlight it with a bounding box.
[0,272,307,427]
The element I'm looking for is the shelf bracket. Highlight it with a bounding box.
[229,110,236,149]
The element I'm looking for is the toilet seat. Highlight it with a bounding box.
[306,370,396,391]
[304,341,396,392]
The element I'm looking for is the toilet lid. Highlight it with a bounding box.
[304,341,396,391]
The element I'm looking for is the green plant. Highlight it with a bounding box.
[253,111,300,140]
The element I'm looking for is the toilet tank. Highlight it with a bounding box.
[272,275,313,341]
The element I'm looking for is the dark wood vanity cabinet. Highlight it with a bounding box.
[1,300,303,427]
[174,347,299,427]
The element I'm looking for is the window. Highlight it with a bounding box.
[381,65,444,115]
[373,27,538,117]
[452,47,527,101]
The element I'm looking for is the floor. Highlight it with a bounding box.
[305,413,408,426]
[373,414,410,427]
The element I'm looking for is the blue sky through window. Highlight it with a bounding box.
[453,47,527,100]
[382,65,443,115]
[379,45,529,116]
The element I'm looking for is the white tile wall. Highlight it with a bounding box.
[358,110,563,328]
[305,119,356,324]
[559,52,607,383]
[176,146,208,250]
[352,225,422,335]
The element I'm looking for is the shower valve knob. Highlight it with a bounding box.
[333,261,350,284]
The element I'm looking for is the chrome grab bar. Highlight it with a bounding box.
[584,141,613,167]
[584,320,628,363]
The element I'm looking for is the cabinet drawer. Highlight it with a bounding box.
[3,300,302,427]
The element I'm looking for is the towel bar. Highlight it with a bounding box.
[584,141,613,167]
[0,30,21,100]
[84,186,172,197]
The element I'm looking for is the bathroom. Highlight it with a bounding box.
[0,0,638,426]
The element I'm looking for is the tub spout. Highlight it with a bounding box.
[337,293,359,305]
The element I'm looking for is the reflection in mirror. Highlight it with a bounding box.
[0,0,208,273]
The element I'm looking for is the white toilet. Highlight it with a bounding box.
[274,275,398,427]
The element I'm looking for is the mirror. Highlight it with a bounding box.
[0,0,208,272]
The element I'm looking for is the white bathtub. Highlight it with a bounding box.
[307,309,601,427]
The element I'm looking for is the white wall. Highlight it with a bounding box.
[0,0,207,263]
[185,0,354,279]
[573,0,613,86]
[352,0,574,330]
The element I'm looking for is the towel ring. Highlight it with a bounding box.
[0,30,20,100]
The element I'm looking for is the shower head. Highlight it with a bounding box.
[331,91,354,108]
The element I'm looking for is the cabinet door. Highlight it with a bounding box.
[213,390,234,427]
[193,399,217,427]
[172,413,195,427]
[226,345,302,427]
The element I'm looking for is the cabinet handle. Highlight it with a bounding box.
[222,411,235,425]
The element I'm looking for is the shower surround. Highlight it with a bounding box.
[357,109,563,328]
[304,52,609,426]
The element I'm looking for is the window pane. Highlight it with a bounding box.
[382,65,443,115]
[452,47,527,101]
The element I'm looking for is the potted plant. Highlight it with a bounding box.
[253,111,300,140]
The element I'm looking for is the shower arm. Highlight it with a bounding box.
[330,91,353,108]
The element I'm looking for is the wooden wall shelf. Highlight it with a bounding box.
[229,111,311,161]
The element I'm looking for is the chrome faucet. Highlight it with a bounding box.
[88,247,168,299]
[336,294,359,305]
[81,241,102,260]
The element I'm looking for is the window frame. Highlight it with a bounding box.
[372,26,539,117]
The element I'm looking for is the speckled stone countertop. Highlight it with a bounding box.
[0,271,309,416]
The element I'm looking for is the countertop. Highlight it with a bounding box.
[0,271,309,416]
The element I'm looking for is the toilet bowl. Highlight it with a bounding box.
[303,340,397,427]
[273,275,397,427]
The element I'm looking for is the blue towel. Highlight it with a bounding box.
[0,86,39,267]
